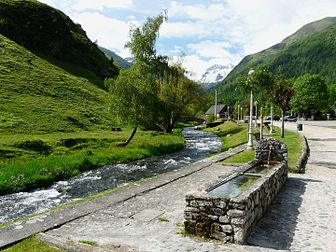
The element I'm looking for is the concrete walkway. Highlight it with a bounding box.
[247,121,336,251]
[41,121,336,252]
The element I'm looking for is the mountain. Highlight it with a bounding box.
[0,0,119,87]
[0,0,117,133]
[216,17,336,104]
[199,64,234,89]
[99,46,132,69]
[124,57,135,63]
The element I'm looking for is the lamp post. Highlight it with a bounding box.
[254,101,258,127]
[214,90,218,119]
[247,68,254,150]
[240,107,243,120]
[270,104,274,133]
[238,104,240,120]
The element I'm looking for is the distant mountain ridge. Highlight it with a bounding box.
[200,64,234,89]
[215,16,336,104]
[99,47,132,69]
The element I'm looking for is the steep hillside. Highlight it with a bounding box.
[99,46,132,69]
[216,17,336,104]
[0,0,119,86]
[0,34,113,133]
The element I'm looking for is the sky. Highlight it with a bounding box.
[39,0,336,79]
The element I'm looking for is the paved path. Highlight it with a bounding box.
[41,121,336,252]
[247,121,336,251]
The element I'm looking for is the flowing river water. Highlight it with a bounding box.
[0,128,222,224]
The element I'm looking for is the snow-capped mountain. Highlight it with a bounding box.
[124,57,134,63]
[199,64,234,89]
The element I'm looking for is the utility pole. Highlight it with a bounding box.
[214,90,218,119]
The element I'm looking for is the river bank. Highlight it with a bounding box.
[0,128,221,225]
[0,144,245,249]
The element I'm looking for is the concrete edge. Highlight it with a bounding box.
[0,144,246,249]
[295,135,310,174]
[37,233,126,252]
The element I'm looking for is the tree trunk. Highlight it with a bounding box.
[281,109,285,138]
[260,109,264,139]
[117,127,138,147]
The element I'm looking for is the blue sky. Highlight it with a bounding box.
[39,0,336,79]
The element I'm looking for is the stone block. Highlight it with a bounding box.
[184,212,193,220]
[184,220,196,235]
[221,224,233,233]
[227,209,244,218]
[211,230,226,241]
[185,207,199,213]
[219,215,230,224]
[213,208,225,216]
[208,215,218,221]
[213,199,227,209]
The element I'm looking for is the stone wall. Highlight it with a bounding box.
[255,138,288,162]
[184,161,288,244]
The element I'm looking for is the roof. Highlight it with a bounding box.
[205,104,226,115]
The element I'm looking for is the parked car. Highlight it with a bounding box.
[281,115,297,122]
[265,116,280,121]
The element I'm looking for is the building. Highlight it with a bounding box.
[205,104,233,119]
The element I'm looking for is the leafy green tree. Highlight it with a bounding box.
[108,11,207,145]
[158,64,207,132]
[291,74,329,118]
[328,84,336,112]
[270,75,294,137]
[238,67,274,139]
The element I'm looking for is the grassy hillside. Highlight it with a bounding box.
[99,46,132,69]
[0,34,113,133]
[0,0,119,84]
[215,17,336,104]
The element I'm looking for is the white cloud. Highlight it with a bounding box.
[72,12,135,57]
[71,0,133,12]
[38,0,336,74]
[187,40,231,58]
[168,1,229,21]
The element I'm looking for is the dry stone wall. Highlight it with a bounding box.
[184,161,288,244]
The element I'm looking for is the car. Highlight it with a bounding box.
[265,115,280,121]
[282,115,297,122]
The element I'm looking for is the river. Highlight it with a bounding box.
[0,127,221,224]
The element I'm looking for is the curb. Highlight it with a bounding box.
[296,135,310,173]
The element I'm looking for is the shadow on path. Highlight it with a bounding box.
[246,177,321,250]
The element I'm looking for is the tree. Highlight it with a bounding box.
[108,12,207,145]
[291,74,329,118]
[159,64,207,132]
[238,67,274,139]
[270,75,294,137]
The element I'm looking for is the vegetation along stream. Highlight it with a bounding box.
[0,127,221,224]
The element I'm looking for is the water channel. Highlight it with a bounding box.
[0,127,222,224]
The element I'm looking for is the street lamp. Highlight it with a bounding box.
[247,68,254,150]
[270,104,274,133]
[254,101,258,127]
[238,104,240,121]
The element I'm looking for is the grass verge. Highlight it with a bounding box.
[204,121,249,151]
[269,127,303,167]
[0,129,184,195]
[220,126,303,168]
[222,149,255,164]
[2,236,65,252]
